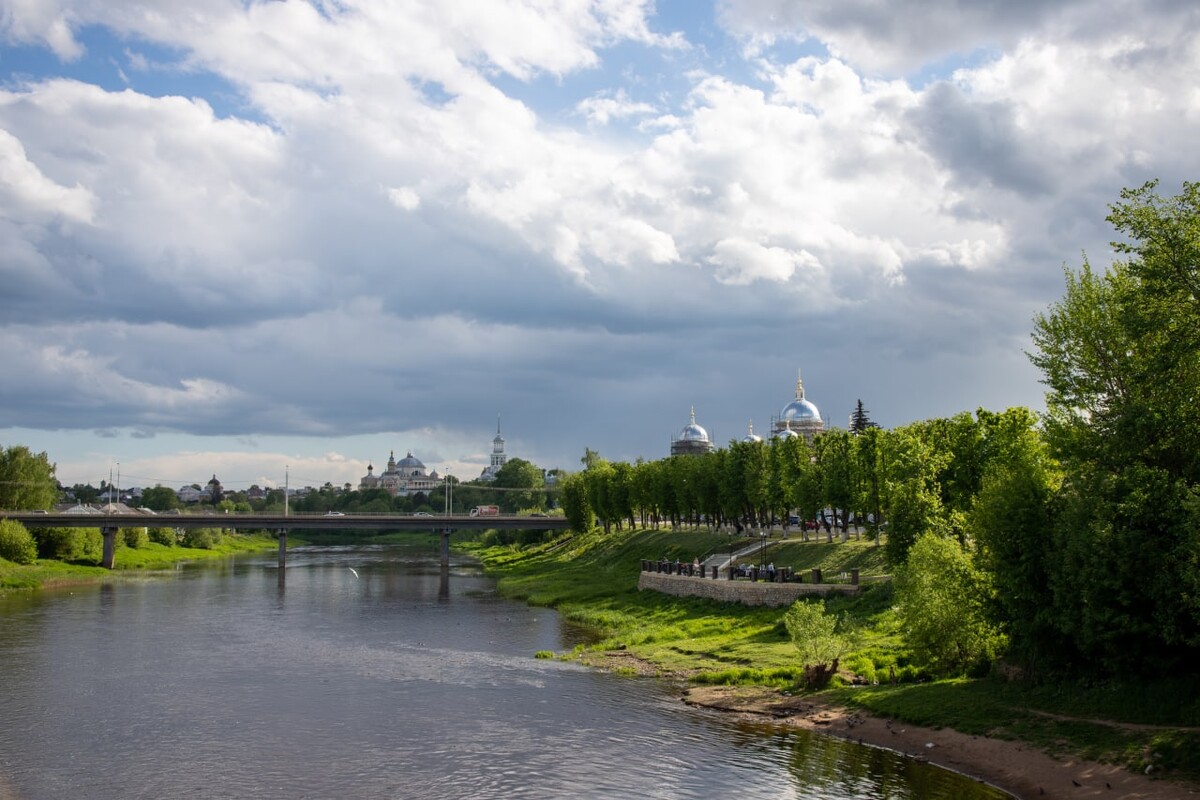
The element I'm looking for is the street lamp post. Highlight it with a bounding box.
[759,530,767,578]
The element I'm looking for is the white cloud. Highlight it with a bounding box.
[576,88,658,125]
[386,186,421,211]
[1,0,1199,477]
[0,128,96,223]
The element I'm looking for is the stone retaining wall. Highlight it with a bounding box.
[637,572,858,607]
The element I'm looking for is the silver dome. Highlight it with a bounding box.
[396,452,425,470]
[779,369,821,424]
[678,406,710,442]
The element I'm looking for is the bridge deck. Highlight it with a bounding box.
[0,512,569,531]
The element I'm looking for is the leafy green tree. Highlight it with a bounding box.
[493,458,545,513]
[896,533,1002,676]
[783,600,856,689]
[182,528,222,549]
[815,429,854,539]
[853,427,885,546]
[0,445,58,510]
[0,519,38,564]
[971,419,1059,673]
[558,472,592,532]
[1027,180,1200,676]
[147,527,177,546]
[122,527,149,548]
[881,426,946,564]
[139,485,180,511]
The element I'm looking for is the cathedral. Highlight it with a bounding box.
[359,451,443,497]
[670,368,826,455]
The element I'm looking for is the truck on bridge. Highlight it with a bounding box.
[469,505,499,517]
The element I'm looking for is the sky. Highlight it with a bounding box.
[1,0,1198,493]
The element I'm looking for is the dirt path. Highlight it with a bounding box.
[683,685,1199,800]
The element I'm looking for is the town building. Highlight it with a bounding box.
[671,407,716,456]
[359,451,443,497]
[666,368,828,454]
[478,416,508,481]
[771,369,825,442]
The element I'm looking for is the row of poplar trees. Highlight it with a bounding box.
[559,181,1200,681]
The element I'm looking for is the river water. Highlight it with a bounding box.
[0,544,1008,799]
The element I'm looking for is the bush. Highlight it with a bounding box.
[147,527,177,546]
[122,527,149,548]
[0,520,38,564]
[895,533,1003,677]
[784,600,857,689]
[844,654,878,684]
[181,528,221,549]
[30,527,102,562]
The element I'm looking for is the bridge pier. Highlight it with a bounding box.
[101,526,118,569]
[277,529,288,572]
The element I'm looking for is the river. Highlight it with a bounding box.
[0,543,1008,799]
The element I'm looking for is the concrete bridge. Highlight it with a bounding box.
[0,511,568,570]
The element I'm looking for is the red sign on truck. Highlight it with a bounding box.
[469,505,500,517]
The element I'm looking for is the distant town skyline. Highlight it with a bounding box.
[3,1,1198,490]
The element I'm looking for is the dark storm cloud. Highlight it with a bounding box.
[905,83,1050,196]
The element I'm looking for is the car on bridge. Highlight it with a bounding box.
[324,511,345,516]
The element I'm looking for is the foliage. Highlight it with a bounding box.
[0,520,38,564]
[138,486,179,511]
[181,528,222,549]
[895,534,1002,677]
[0,445,58,510]
[783,600,856,688]
[122,527,149,548]
[492,458,546,513]
[29,526,103,562]
[147,527,177,546]
[970,413,1060,672]
[1023,180,1200,678]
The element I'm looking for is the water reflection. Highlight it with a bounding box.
[0,544,1008,800]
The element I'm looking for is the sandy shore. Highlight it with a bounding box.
[682,684,1198,800]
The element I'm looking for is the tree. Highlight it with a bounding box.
[783,601,856,689]
[880,426,946,565]
[492,458,545,513]
[849,399,878,434]
[139,485,179,512]
[558,472,592,533]
[0,445,58,510]
[970,416,1059,673]
[895,533,1002,676]
[1027,181,1200,676]
[0,519,38,564]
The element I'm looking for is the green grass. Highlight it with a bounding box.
[459,524,1200,785]
[0,533,282,591]
[825,677,1200,780]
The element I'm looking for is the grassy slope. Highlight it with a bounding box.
[0,533,280,590]
[463,526,1200,782]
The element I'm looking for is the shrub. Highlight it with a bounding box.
[784,600,857,689]
[30,527,102,562]
[895,533,1004,677]
[0,520,38,564]
[147,527,177,546]
[182,528,221,549]
[123,527,149,548]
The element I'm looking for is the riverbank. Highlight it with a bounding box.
[682,685,1197,800]
[0,532,282,592]
[463,526,1200,798]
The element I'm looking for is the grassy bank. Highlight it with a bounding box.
[462,526,1200,783]
[0,532,282,591]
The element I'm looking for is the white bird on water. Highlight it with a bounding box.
[348,567,359,578]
